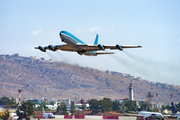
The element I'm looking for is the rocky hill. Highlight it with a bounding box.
[0,53,179,104]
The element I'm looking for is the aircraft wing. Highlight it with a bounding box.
[35,44,142,52]
[55,45,75,51]
[34,44,100,52]
[76,44,142,51]
[34,44,76,52]
[124,113,139,116]
[103,45,142,49]
[76,44,101,51]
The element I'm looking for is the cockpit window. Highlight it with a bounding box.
[60,31,66,34]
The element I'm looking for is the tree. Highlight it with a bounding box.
[123,100,137,112]
[98,98,113,113]
[103,98,113,111]
[89,98,114,114]
[50,101,55,105]
[152,106,158,112]
[80,99,86,110]
[0,97,10,105]
[56,103,61,112]
[82,104,86,110]
[9,98,18,108]
[88,99,99,114]
[161,104,172,111]
[35,101,49,111]
[70,101,75,115]
[59,102,67,115]
[16,101,36,120]
[99,99,108,113]
[0,109,10,120]
[0,97,17,108]
[112,100,121,111]
[139,101,150,111]
[0,104,11,120]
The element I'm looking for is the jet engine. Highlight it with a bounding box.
[77,51,83,55]
[48,45,57,51]
[77,50,85,55]
[116,44,123,51]
[98,44,105,50]
[38,46,46,52]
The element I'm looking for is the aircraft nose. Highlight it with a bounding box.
[59,31,64,35]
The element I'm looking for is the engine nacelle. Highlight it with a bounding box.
[116,44,123,51]
[48,45,57,51]
[77,51,83,55]
[38,46,46,52]
[98,44,105,50]
[77,50,85,55]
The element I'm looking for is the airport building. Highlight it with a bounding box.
[56,98,71,111]
[21,98,42,104]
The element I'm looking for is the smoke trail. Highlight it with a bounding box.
[123,51,180,84]
[46,52,58,61]
[55,51,72,63]
[46,51,66,67]
[46,51,83,68]
[109,54,152,78]
[123,51,180,73]
[46,50,73,64]
[123,51,157,68]
[109,54,129,66]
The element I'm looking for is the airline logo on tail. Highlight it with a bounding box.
[42,107,55,118]
[172,102,179,114]
[43,107,45,114]
[136,101,141,111]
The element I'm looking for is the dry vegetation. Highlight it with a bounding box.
[0,54,179,104]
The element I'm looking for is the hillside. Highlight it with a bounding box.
[0,53,179,104]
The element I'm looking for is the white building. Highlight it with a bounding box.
[56,98,71,110]
[46,105,57,110]
[21,98,42,104]
[75,103,89,110]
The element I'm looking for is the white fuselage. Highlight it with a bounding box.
[138,111,163,119]
[43,113,55,118]
[60,31,84,50]
[172,112,180,119]
[59,31,97,56]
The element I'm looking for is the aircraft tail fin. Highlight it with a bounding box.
[94,34,99,45]
[136,101,141,111]
[172,102,179,114]
[43,107,45,114]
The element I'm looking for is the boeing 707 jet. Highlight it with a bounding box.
[35,31,142,56]
[136,101,164,120]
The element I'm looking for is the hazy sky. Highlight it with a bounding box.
[1,0,180,85]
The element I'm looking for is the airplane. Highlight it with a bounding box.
[42,107,55,119]
[136,101,164,120]
[35,31,142,56]
[170,102,180,119]
[171,102,179,113]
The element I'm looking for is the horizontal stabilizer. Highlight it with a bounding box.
[96,52,114,55]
